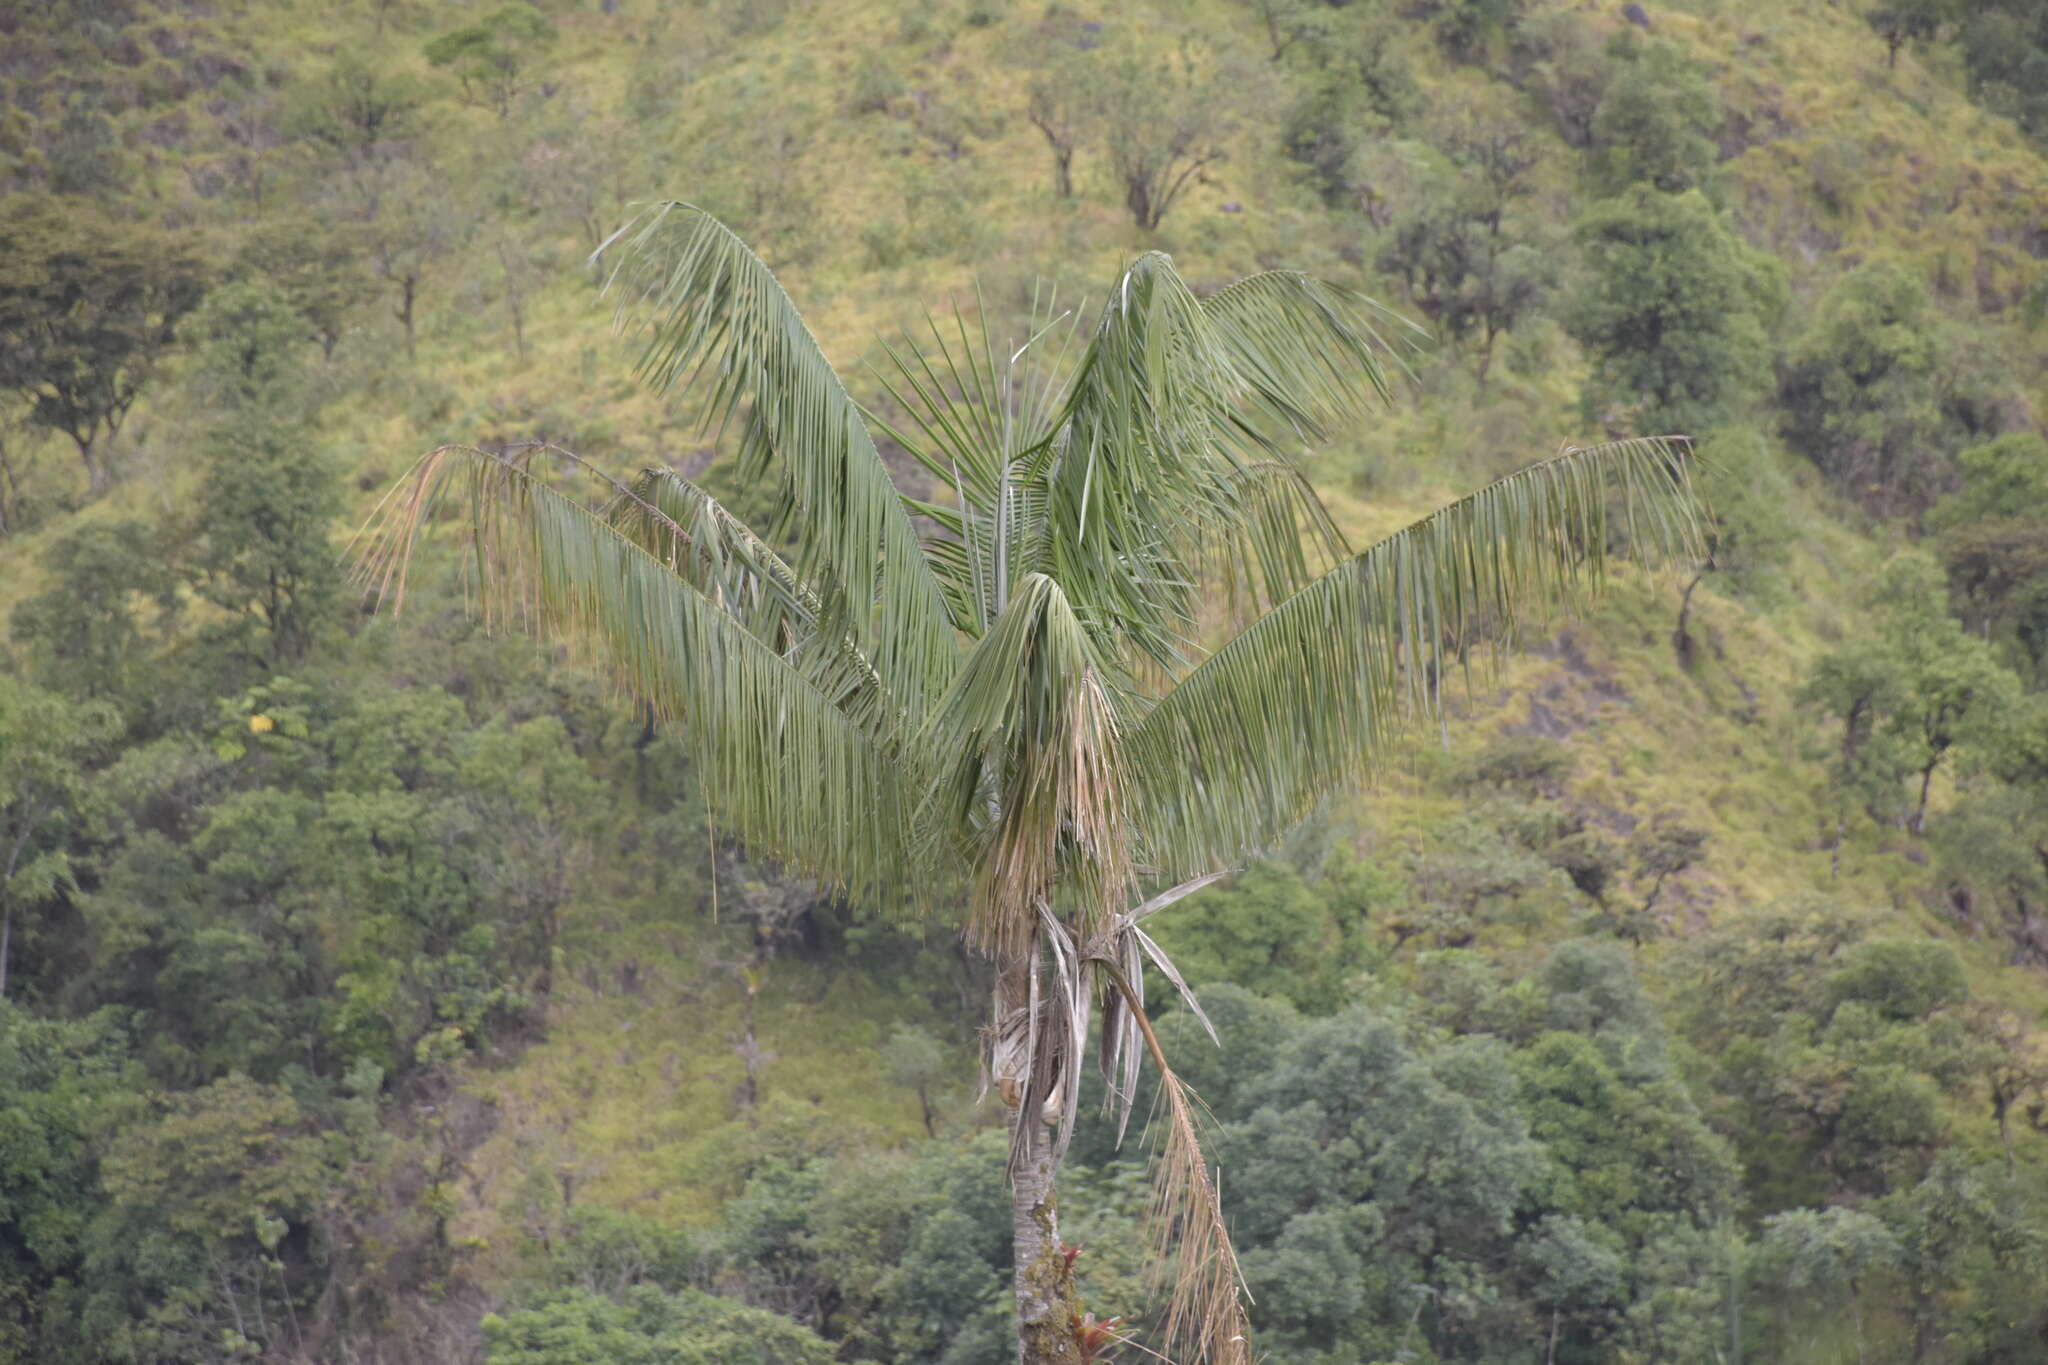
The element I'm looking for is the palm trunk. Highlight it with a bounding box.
[996,945,1082,1365]
[1012,1112,1082,1365]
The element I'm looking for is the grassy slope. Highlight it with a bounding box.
[7,0,2048,1268]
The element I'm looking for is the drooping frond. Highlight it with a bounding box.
[1094,958,1252,1365]
[595,203,961,710]
[355,445,919,902]
[1198,269,1417,454]
[1191,458,1351,623]
[603,466,904,742]
[926,573,1133,954]
[1128,438,1704,878]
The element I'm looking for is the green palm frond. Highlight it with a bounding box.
[927,573,1133,952]
[871,290,1076,638]
[1198,269,1418,455]
[356,446,921,902]
[604,466,904,740]
[596,203,960,710]
[1190,458,1350,621]
[1129,438,1703,878]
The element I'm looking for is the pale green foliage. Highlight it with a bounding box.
[423,3,558,117]
[880,1023,947,1136]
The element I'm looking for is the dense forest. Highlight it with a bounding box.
[3,0,2048,1362]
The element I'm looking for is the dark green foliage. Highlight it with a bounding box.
[1779,259,2009,519]
[1423,0,1527,62]
[1586,34,1720,195]
[1142,862,1352,1011]
[0,680,118,1004]
[1566,188,1784,437]
[482,1285,838,1365]
[1377,106,1553,388]
[0,195,208,492]
[1933,433,2048,679]
[0,1008,127,1361]
[1279,18,1418,204]
[1867,0,1953,69]
[180,284,342,668]
[10,522,179,705]
[1828,938,1968,1021]
[1805,552,2022,837]
[1958,2,2048,143]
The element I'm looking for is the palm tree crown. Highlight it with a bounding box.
[361,203,1700,1365]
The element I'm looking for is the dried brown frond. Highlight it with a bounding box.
[1097,961,1252,1365]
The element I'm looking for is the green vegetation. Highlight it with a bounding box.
[2,1,2047,1363]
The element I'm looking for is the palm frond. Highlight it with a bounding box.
[1028,255,1415,674]
[1030,253,1236,669]
[1198,269,1419,454]
[1128,438,1703,878]
[925,573,1133,954]
[354,445,920,902]
[870,289,1077,639]
[1191,459,1351,622]
[595,202,961,708]
[604,466,904,741]
[1094,958,1252,1365]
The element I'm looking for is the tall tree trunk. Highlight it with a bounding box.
[1996,1091,2016,1180]
[1012,1110,1082,1365]
[995,946,1082,1365]
[80,439,107,496]
[1912,758,1937,835]
[397,274,419,364]
[1673,568,1705,668]
[0,903,11,999]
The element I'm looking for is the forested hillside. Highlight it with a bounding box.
[3,1,2048,1362]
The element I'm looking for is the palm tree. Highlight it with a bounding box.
[360,204,1700,1365]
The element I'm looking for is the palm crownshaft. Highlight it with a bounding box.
[361,204,1700,1365]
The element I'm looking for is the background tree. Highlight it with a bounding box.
[0,680,117,1001]
[1671,427,1797,665]
[1868,0,1954,70]
[880,1023,947,1138]
[1934,434,2048,683]
[482,1285,838,1365]
[1957,1,2048,144]
[0,195,209,493]
[1377,105,1552,389]
[1586,34,1720,195]
[1566,187,1783,438]
[1778,259,2002,520]
[1806,553,2022,838]
[181,284,343,668]
[1096,45,1234,231]
[362,205,1699,1365]
[423,4,559,119]
[9,521,179,706]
